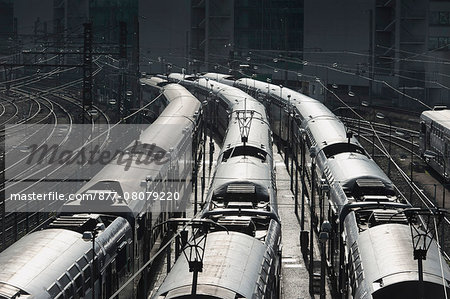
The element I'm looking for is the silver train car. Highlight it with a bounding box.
[0,80,201,298]
[420,107,450,181]
[0,214,132,299]
[167,73,232,140]
[229,75,450,299]
[154,231,279,299]
[154,74,281,298]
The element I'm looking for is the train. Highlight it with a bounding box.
[420,106,450,182]
[152,74,281,298]
[0,79,202,298]
[202,73,450,299]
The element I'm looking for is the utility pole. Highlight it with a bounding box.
[118,21,127,122]
[369,9,374,105]
[404,208,447,299]
[34,18,40,46]
[13,18,18,67]
[0,125,4,251]
[309,149,316,295]
[82,23,93,124]
[131,16,140,114]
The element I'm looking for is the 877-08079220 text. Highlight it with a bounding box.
[9,191,180,201]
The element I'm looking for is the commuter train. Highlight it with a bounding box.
[0,79,202,299]
[203,73,450,299]
[153,74,281,298]
[420,107,450,181]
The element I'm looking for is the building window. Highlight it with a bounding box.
[439,37,449,48]
[430,12,440,25]
[440,12,450,24]
[429,37,439,50]
[429,36,449,50]
[430,11,450,25]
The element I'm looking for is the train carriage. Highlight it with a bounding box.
[0,215,133,299]
[0,80,201,299]
[61,80,201,297]
[154,231,280,299]
[231,75,450,299]
[155,75,281,299]
[420,108,450,181]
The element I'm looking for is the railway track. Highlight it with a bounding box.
[0,67,111,251]
[342,117,421,158]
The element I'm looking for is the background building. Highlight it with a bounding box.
[90,0,138,44]
[53,0,138,46]
[189,0,304,80]
[139,0,190,74]
[303,0,450,108]
[0,0,14,55]
[7,0,450,108]
[185,0,450,108]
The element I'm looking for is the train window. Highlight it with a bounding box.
[83,266,91,284]
[74,273,83,295]
[111,260,118,293]
[222,146,267,162]
[48,283,62,298]
[137,217,145,241]
[68,265,79,279]
[64,284,74,298]
[323,143,366,158]
[420,122,426,133]
[102,278,107,299]
[58,274,70,290]
[116,241,128,272]
[77,257,88,273]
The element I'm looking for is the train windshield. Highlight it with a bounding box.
[323,143,366,158]
[222,146,267,162]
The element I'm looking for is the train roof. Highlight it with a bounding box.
[140,77,167,88]
[0,229,90,298]
[210,156,273,199]
[202,73,236,85]
[202,78,250,107]
[421,109,450,128]
[169,74,270,150]
[325,152,393,195]
[0,216,131,299]
[62,83,199,215]
[140,83,201,142]
[305,116,360,152]
[293,98,336,120]
[222,111,271,155]
[155,231,268,299]
[235,78,312,102]
[357,224,450,297]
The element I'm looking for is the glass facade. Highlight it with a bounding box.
[430,11,450,25]
[0,0,14,54]
[89,0,138,44]
[428,36,450,50]
[234,0,304,51]
[429,10,450,50]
